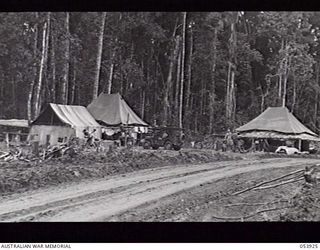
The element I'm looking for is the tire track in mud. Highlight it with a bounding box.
[0,168,222,221]
[0,159,245,219]
[1,160,258,221]
[1,158,318,222]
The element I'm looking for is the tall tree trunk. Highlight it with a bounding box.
[106,13,121,94]
[154,58,159,125]
[50,18,56,103]
[200,78,204,115]
[261,92,265,113]
[120,53,123,95]
[303,100,310,122]
[93,12,106,99]
[209,28,217,134]
[185,22,193,126]
[42,12,51,106]
[12,76,16,116]
[164,35,180,125]
[260,79,270,113]
[315,63,320,128]
[291,72,296,113]
[282,41,288,107]
[107,45,116,94]
[226,15,238,128]
[175,48,181,120]
[61,12,70,104]
[70,57,76,104]
[179,12,187,129]
[34,20,48,117]
[195,111,198,133]
[226,61,231,120]
[278,39,284,105]
[278,73,282,103]
[0,71,4,102]
[231,70,236,122]
[140,60,146,120]
[77,73,81,105]
[27,12,38,121]
[141,89,145,120]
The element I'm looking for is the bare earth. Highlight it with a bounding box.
[0,157,319,222]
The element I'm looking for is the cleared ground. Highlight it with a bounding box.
[0,155,319,222]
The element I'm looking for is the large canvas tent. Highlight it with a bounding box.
[236,107,320,141]
[87,93,148,127]
[29,103,101,145]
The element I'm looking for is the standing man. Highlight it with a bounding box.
[224,129,234,152]
[231,130,238,152]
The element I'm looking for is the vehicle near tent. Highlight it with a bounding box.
[141,127,184,150]
[190,133,225,150]
[275,146,301,155]
[29,103,101,146]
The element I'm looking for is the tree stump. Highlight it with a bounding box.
[32,141,39,157]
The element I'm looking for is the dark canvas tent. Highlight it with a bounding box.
[87,93,148,127]
[29,103,101,145]
[236,107,320,141]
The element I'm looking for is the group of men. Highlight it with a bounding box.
[223,129,270,153]
[83,126,271,153]
[87,126,142,146]
[223,129,245,153]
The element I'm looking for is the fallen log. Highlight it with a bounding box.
[0,152,10,159]
[43,144,70,159]
[253,177,304,190]
[232,168,305,196]
[210,206,292,221]
[224,199,289,207]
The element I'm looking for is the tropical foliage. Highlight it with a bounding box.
[1,12,320,135]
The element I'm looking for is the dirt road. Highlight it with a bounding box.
[0,157,319,222]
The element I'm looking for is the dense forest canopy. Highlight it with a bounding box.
[1,12,320,135]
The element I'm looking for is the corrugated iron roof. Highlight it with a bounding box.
[236,107,317,136]
[87,93,148,126]
[0,119,29,128]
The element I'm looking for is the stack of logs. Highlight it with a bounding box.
[0,142,77,162]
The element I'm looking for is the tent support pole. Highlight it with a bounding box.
[5,132,9,149]
[298,139,302,151]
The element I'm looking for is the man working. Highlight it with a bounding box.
[83,129,96,147]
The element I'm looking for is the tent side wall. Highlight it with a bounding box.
[29,125,75,146]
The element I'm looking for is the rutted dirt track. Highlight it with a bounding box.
[0,157,319,222]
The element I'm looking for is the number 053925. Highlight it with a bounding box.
[300,244,318,248]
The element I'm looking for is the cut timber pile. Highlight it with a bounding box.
[0,141,79,163]
[0,147,32,163]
